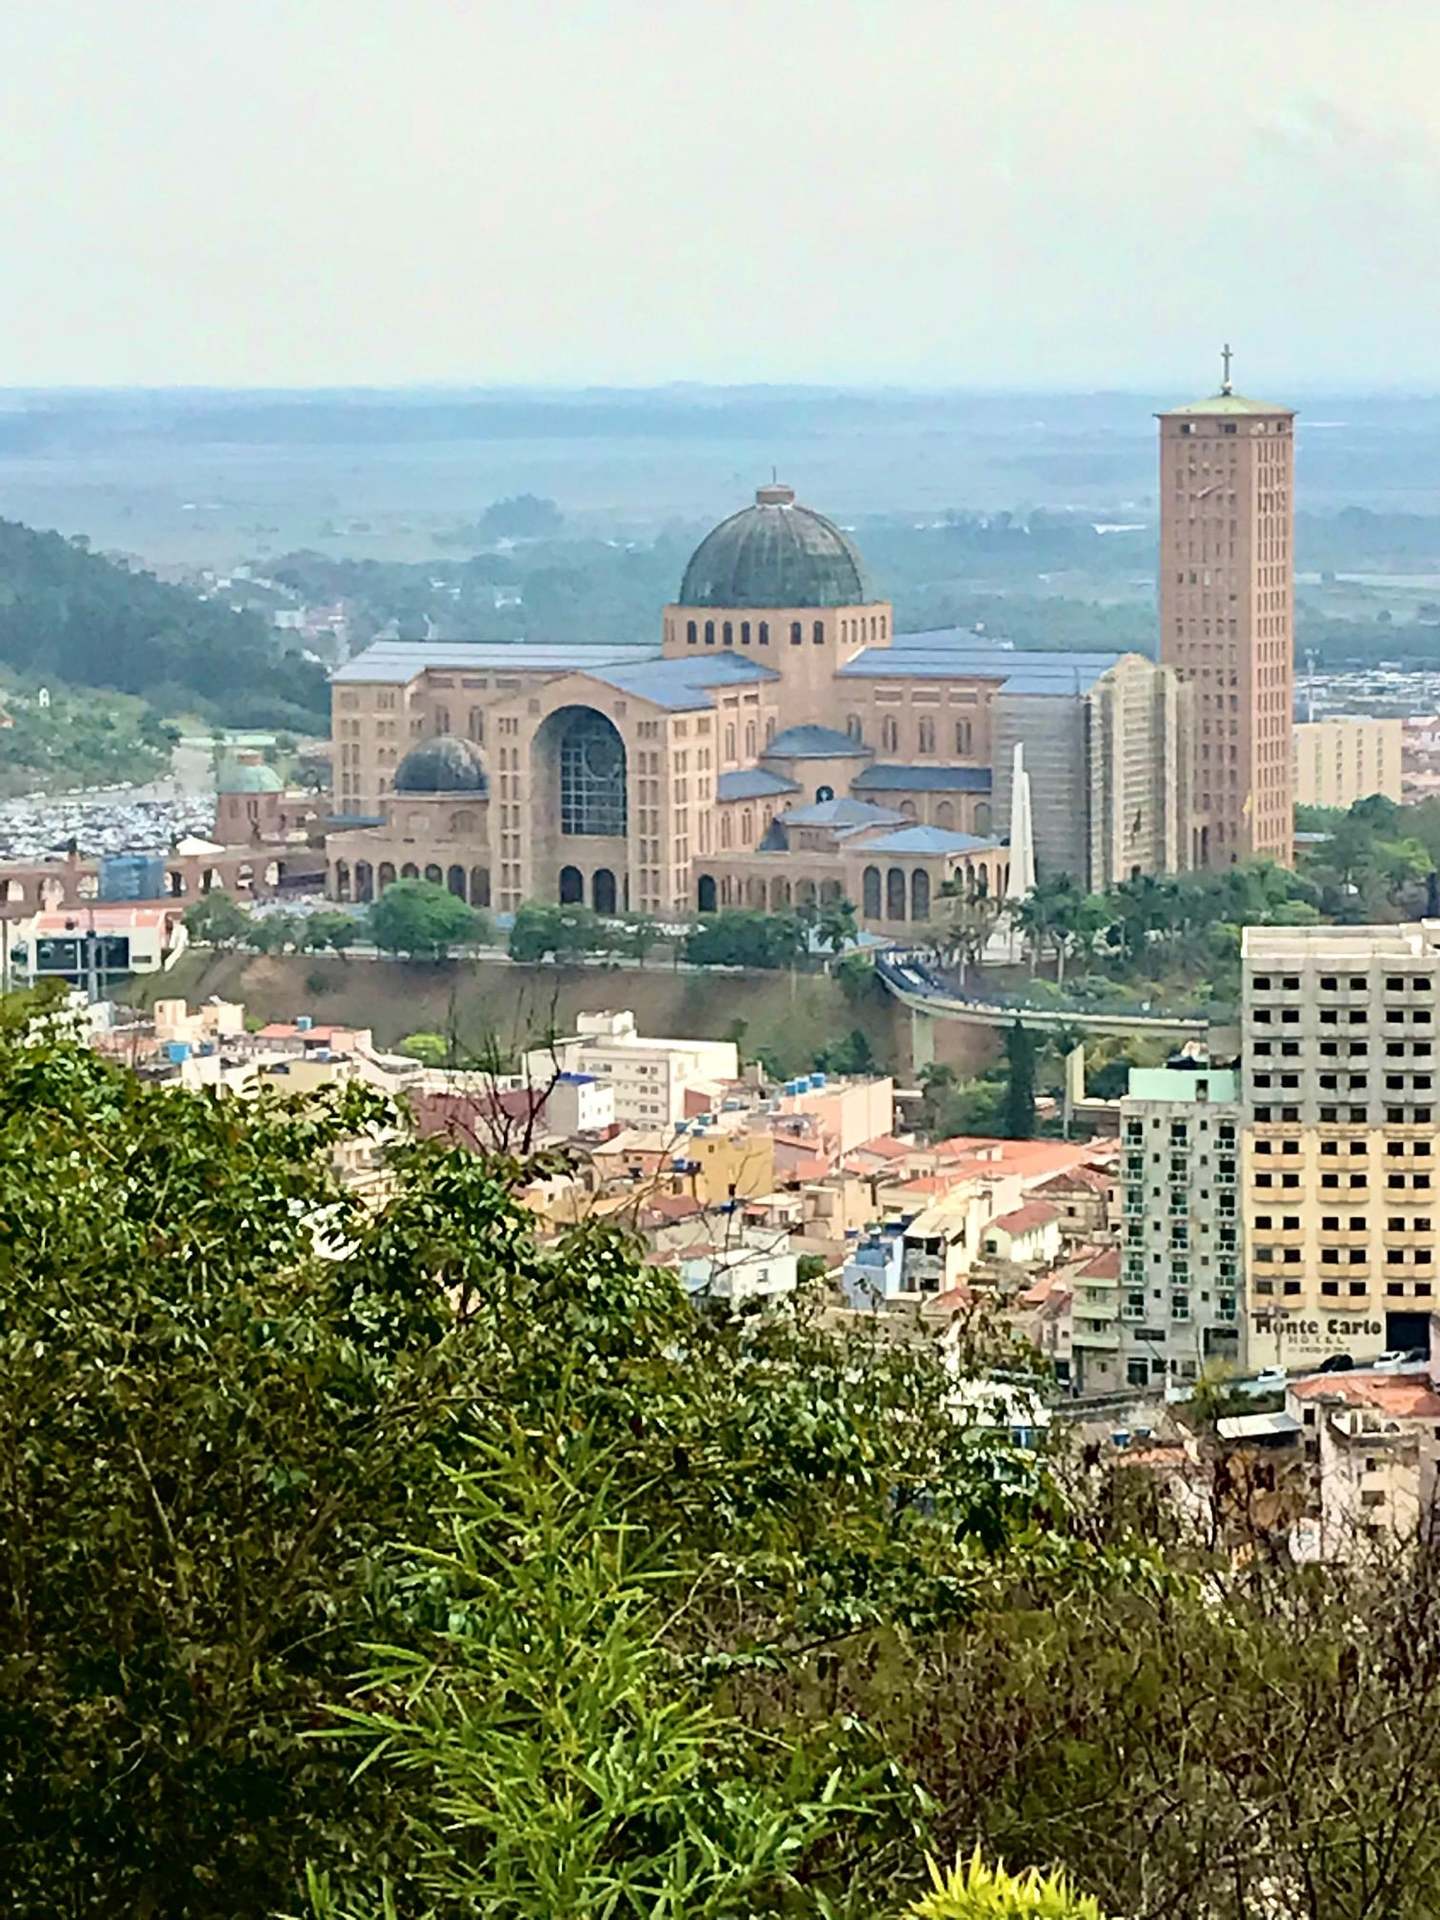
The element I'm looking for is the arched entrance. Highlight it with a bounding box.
[862,866,881,919]
[470,866,491,907]
[559,864,584,904]
[697,873,717,913]
[886,868,907,920]
[424,863,443,886]
[911,869,931,920]
[354,861,374,903]
[401,863,419,881]
[446,864,466,900]
[378,862,396,892]
[592,868,617,914]
[334,861,351,902]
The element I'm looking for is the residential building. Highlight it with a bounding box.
[1118,1062,1243,1388]
[1287,1368,1440,1558]
[981,1200,1063,1269]
[680,1229,800,1307]
[326,480,1193,926]
[1293,717,1402,810]
[523,1010,739,1128]
[1242,925,1440,1369]
[1159,354,1294,867]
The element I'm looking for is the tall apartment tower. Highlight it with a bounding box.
[1158,349,1295,868]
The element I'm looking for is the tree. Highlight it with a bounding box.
[477,493,564,540]
[1000,1019,1037,1139]
[367,879,480,960]
[930,877,1003,987]
[302,909,360,958]
[181,890,250,950]
[245,910,303,955]
[1009,873,1083,980]
[397,1030,448,1066]
[816,896,859,957]
[624,912,660,965]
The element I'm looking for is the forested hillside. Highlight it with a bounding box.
[0,519,328,727]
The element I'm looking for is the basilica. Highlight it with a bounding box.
[327,483,1192,932]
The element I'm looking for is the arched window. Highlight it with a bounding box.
[976,865,989,898]
[758,621,770,646]
[935,801,955,830]
[723,621,733,646]
[745,720,756,757]
[741,808,753,842]
[918,716,935,754]
[334,861,350,902]
[704,620,715,646]
[687,620,698,645]
[863,865,882,919]
[955,718,972,754]
[846,713,863,740]
[401,862,419,880]
[470,866,491,907]
[447,864,467,899]
[797,878,817,907]
[812,619,824,645]
[790,621,803,645]
[451,809,478,834]
[911,869,931,920]
[378,861,396,891]
[559,708,627,837]
[765,717,776,745]
[435,707,450,734]
[468,707,484,743]
[815,785,834,803]
[886,868,907,920]
[355,861,374,903]
[720,812,732,849]
[559,865,584,904]
[697,874,717,912]
[882,716,899,753]
[899,800,918,820]
[974,801,992,835]
[424,863,443,885]
[725,724,736,761]
[770,877,792,910]
[593,869,617,914]
[740,621,751,645]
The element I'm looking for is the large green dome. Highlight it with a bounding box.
[678,483,870,609]
[217,757,283,795]
[394,733,488,795]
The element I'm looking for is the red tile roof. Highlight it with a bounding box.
[990,1200,1060,1237]
[1289,1372,1440,1418]
[1075,1246,1121,1280]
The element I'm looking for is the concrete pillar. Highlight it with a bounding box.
[911,1007,935,1073]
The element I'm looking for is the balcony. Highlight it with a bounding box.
[1072,1323,1122,1350]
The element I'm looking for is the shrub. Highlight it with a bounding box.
[910,1854,1112,1920]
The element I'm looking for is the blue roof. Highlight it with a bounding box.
[716,767,799,801]
[762,723,871,759]
[852,763,993,794]
[839,632,1126,694]
[780,797,904,829]
[861,826,1000,855]
[582,652,777,711]
[332,639,658,684]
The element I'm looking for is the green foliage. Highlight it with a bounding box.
[246,909,304,955]
[302,910,361,957]
[477,492,565,539]
[397,1030,448,1066]
[684,909,808,970]
[796,1252,830,1283]
[910,1854,1111,1920]
[0,518,327,720]
[0,676,175,798]
[508,899,603,963]
[814,1026,876,1076]
[366,879,481,960]
[181,889,251,948]
[1000,1021,1037,1140]
[837,950,878,1004]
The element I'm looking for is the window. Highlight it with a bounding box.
[704,620,715,646]
[722,621,733,646]
[955,718,973,754]
[685,620,697,645]
[882,716,899,753]
[790,621,803,646]
[812,619,824,645]
[918,716,935,754]
[758,621,770,646]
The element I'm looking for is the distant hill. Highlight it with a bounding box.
[0,519,327,727]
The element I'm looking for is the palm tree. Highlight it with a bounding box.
[1010,872,1084,981]
[933,874,1003,989]
[816,896,859,958]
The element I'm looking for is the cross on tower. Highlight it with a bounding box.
[1220,342,1234,395]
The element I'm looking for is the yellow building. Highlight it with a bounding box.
[328,483,1193,931]
[1293,717,1403,811]
[1242,925,1440,1370]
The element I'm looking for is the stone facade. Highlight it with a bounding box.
[328,483,1194,926]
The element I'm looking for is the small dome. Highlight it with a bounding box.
[678,483,870,609]
[762,724,872,761]
[393,733,488,794]
[217,757,283,795]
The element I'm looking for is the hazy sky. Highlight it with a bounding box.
[3,0,1438,390]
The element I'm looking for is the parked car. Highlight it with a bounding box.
[1374,1348,1427,1371]
[1253,1366,1287,1388]
[1316,1353,1355,1373]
